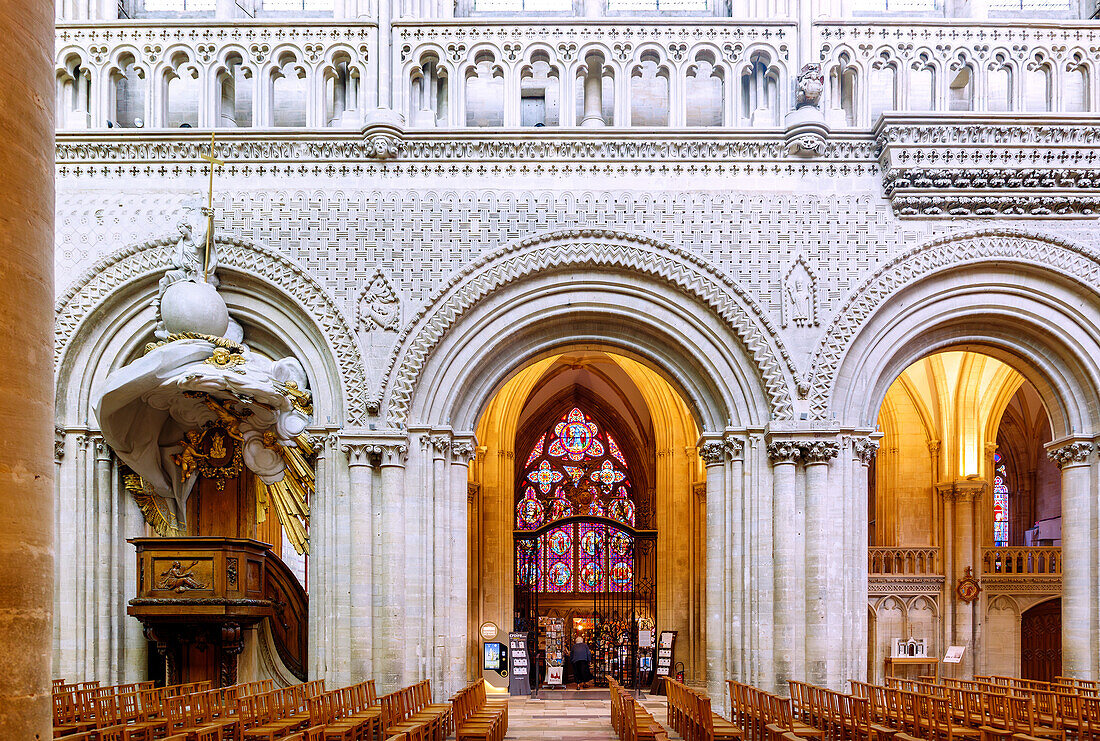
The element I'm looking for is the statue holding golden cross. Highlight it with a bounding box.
[200,132,224,283]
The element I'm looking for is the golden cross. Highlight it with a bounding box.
[200,132,224,282]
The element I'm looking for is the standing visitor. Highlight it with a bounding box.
[572,635,593,688]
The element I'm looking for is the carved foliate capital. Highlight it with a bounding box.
[1048,441,1094,469]
[802,440,840,464]
[429,435,451,458]
[94,437,114,462]
[767,441,801,464]
[342,442,381,467]
[854,438,880,465]
[699,441,726,466]
[451,441,476,464]
[724,438,745,460]
[379,443,408,467]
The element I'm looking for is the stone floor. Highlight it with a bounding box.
[502,694,675,740]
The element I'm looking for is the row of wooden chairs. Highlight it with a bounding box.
[870,676,1100,740]
[306,680,382,741]
[239,681,326,741]
[608,675,668,741]
[450,679,507,741]
[665,678,741,741]
[380,680,453,741]
[729,679,853,741]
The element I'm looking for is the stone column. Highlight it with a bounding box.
[768,441,802,694]
[724,438,745,683]
[377,442,408,691]
[852,438,878,685]
[700,440,727,712]
[429,435,450,696]
[343,443,379,681]
[93,439,113,682]
[1049,441,1095,679]
[803,440,839,687]
[0,0,53,732]
[581,53,606,128]
[450,440,476,696]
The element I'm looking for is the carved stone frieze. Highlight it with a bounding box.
[982,575,1063,595]
[875,115,1100,218]
[868,574,945,596]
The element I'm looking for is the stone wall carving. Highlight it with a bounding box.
[54,236,369,426]
[357,269,401,332]
[807,228,1100,420]
[380,229,799,426]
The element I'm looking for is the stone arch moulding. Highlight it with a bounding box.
[376,228,800,429]
[54,236,368,426]
[808,227,1100,432]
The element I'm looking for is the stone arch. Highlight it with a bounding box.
[54,236,366,426]
[811,228,1100,438]
[378,229,797,429]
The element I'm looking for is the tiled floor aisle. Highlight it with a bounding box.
[503,695,677,740]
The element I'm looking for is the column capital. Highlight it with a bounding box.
[699,440,726,466]
[379,443,408,467]
[1047,440,1094,469]
[767,440,802,464]
[801,440,839,464]
[428,435,451,459]
[450,439,476,464]
[854,437,880,466]
[341,442,381,467]
[936,480,986,502]
[93,435,113,462]
[724,436,745,460]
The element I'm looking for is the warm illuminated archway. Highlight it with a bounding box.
[469,349,703,688]
[869,350,1062,681]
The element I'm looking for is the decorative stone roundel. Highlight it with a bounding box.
[54,236,368,426]
[378,229,798,427]
[807,228,1100,420]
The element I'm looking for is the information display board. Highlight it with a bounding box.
[508,632,532,696]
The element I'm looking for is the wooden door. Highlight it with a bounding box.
[1021,598,1061,683]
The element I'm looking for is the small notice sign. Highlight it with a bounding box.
[943,645,966,664]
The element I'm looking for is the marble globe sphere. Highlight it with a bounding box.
[160,280,230,337]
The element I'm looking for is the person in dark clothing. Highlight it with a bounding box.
[572,636,593,688]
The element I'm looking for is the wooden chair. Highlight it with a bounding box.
[1006,694,1065,741]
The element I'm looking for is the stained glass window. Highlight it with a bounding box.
[515,406,637,593]
[993,451,1009,547]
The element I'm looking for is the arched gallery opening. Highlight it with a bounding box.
[869,349,1063,684]
[468,349,705,689]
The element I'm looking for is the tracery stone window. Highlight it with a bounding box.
[515,406,637,593]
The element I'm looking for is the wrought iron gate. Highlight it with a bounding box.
[514,516,656,689]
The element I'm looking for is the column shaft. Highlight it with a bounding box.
[0,0,54,731]
[703,450,726,713]
[804,459,830,686]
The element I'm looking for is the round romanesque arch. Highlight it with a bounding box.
[377,229,798,431]
[54,236,366,427]
[810,228,1100,439]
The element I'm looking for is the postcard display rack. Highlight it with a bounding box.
[539,616,566,687]
[651,630,677,694]
[508,632,532,696]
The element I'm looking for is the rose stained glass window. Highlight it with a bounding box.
[515,406,637,592]
[993,451,1009,547]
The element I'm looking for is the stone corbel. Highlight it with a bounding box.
[362,109,405,160]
